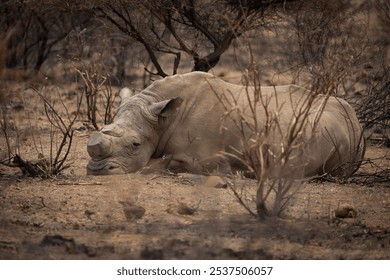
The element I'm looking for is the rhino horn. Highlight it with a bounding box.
[101,123,124,137]
[87,132,112,160]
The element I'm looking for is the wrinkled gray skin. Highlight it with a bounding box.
[87,72,365,177]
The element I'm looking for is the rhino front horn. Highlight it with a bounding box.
[87,132,112,160]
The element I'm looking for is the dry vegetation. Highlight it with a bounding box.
[0,0,389,259]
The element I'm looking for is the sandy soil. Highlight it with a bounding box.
[0,82,389,260]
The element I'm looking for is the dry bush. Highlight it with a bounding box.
[0,107,12,162]
[212,12,372,216]
[278,0,371,95]
[0,87,82,178]
[213,55,334,218]
[216,0,386,215]
[356,0,390,143]
[59,25,121,130]
[376,0,390,36]
[33,87,82,177]
[357,69,390,142]
[352,67,390,187]
[217,63,367,217]
[71,59,117,130]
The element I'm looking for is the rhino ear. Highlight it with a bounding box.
[119,87,136,104]
[150,97,183,117]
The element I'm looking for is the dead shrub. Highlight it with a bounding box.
[213,65,333,218]
[356,68,390,144]
[72,60,117,130]
[1,86,82,178]
[208,29,365,217]
[61,26,120,130]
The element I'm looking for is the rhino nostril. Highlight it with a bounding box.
[105,164,118,170]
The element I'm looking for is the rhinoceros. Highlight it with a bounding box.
[87,71,365,177]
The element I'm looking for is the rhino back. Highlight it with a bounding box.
[143,72,363,176]
[145,73,309,169]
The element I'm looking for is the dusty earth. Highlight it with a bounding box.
[0,82,390,260]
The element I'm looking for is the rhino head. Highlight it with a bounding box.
[86,87,182,175]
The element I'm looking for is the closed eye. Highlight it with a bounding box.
[132,141,141,148]
[127,135,142,150]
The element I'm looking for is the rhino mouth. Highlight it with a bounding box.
[87,159,126,175]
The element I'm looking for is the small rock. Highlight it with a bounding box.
[84,210,95,219]
[177,203,197,215]
[335,206,357,218]
[214,182,228,189]
[123,205,146,221]
[166,202,198,215]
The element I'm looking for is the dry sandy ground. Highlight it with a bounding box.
[0,81,389,260]
[1,131,390,260]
